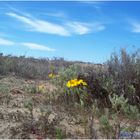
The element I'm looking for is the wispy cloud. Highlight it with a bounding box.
[6,12,70,36]
[130,21,140,33]
[0,37,55,52]
[21,42,56,52]
[44,11,67,19]
[66,21,105,35]
[0,37,15,46]
[6,12,105,36]
[66,22,91,35]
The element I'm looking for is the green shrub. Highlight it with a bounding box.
[99,115,113,138]
[51,64,81,87]
[56,128,65,139]
[107,48,140,109]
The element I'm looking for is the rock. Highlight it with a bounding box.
[134,132,140,139]
[48,113,57,123]
[119,131,140,139]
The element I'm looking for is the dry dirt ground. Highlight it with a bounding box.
[0,76,139,139]
[0,76,99,139]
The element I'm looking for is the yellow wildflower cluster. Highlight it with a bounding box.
[66,79,87,88]
[48,73,59,78]
[38,84,46,93]
[48,73,55,78]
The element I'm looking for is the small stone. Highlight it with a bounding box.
[48,113,57,123]
[134,132,140,139]
[119,131,140,139]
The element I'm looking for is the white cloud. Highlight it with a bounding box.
[6,12,70,36]
[66,22,90,35]
[21,42,55,52]
[66,21,105,35]
[0,37,15,46]
[6,12,105,36]
[44,11,67,18]
[131,21,140,33]
[0,35,55,52]
[91,22,105,31]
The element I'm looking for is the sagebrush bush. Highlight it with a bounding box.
[107,48,140,109]
[0,54,73,80]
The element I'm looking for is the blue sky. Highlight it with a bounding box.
[0,1,140,63]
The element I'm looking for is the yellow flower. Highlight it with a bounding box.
[81,81,87,86]
[77,79,83,84]
[67,79,77,87]
[48,73,59,78]
[48,73,55,78]
[38,84,46,93]
[66,79,87,88]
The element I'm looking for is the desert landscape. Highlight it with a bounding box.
[0,1,140,139]
[0,49,140,139]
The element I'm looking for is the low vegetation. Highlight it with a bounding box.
[0,48,139,138]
